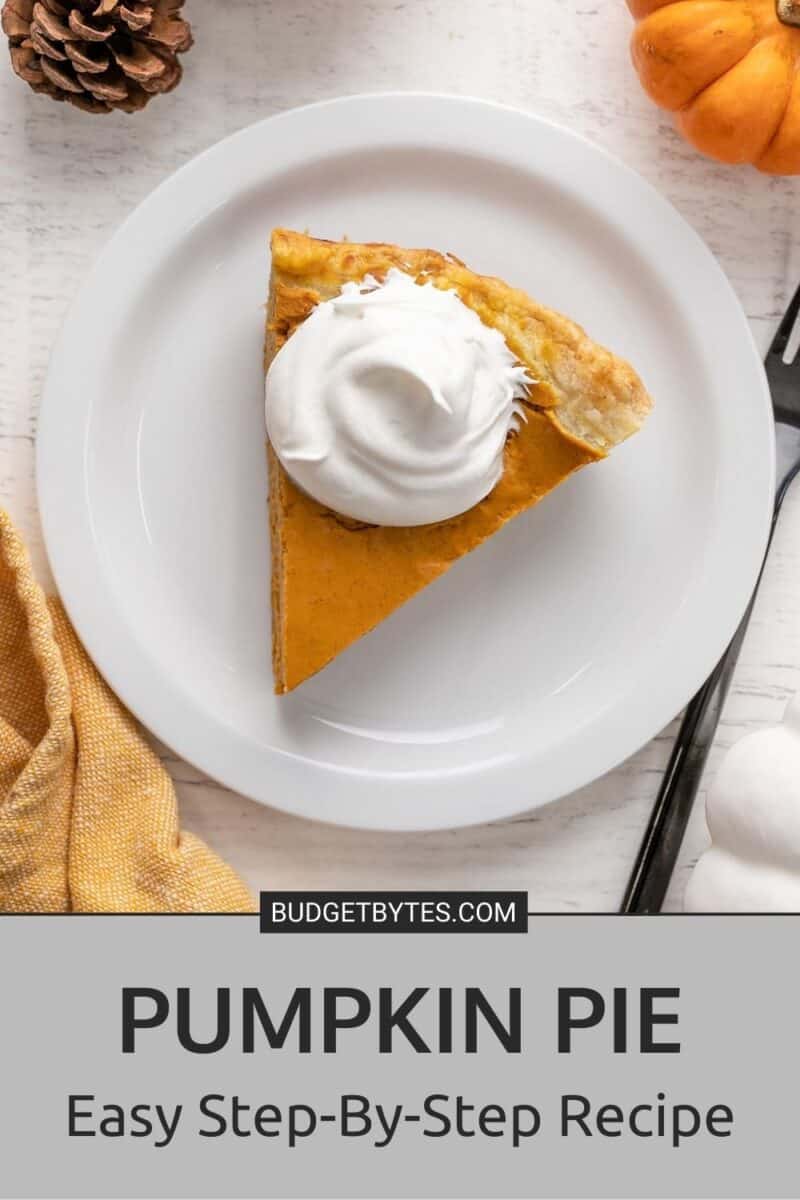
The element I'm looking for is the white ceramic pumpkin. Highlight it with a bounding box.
[684,693,800,912]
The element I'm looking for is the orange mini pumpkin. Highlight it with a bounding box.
[628,0,800,173]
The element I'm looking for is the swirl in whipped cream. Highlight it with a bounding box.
[265,269,531,526]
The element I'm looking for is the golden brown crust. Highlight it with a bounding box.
[270,228,652,454]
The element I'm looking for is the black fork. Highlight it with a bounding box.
[621,284,800,913]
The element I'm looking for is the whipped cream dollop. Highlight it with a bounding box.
[265,269,531,526]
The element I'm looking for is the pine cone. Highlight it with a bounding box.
[2,0,193,113]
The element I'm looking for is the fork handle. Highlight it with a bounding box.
[620,497,784,914]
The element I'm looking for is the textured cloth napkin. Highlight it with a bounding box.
[0,509,255,913]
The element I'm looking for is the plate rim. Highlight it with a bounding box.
[36,91,776,832]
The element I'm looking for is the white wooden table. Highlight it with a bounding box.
[2,0,798,911]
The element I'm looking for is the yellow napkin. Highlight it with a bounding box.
[0,509,255,913]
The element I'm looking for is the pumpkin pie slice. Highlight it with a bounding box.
[266,228,652,694]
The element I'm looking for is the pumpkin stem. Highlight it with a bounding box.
[778,0,800,26]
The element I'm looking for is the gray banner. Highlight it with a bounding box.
[0,916,794,1199]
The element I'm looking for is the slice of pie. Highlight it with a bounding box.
[265,228,652,694]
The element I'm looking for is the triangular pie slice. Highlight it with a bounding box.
[266,228,652,694]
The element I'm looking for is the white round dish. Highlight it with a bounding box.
[37,93,775,832]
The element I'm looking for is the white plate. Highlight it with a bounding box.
[37,94,774,832]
